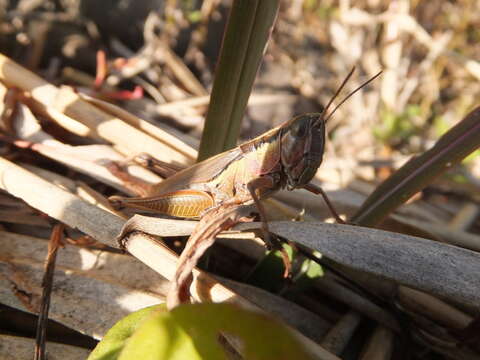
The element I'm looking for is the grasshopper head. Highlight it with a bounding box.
[279,68,382,190]
[280,113,325,190]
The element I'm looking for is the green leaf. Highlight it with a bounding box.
[282,253,324,299]
[295,253,324,288]
[352,106,480,227]
[374,105,418,145]
[197,0,280,161]
[118,308,201,360]
[245,243,294,293]
[463,148,480,163]
[92,303,313,360]
[87,305,164,360]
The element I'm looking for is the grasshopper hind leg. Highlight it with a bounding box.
[109,189,214,218]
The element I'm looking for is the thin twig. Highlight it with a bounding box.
[34,223,64,360]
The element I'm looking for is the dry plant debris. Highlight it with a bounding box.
[0,1,479,359]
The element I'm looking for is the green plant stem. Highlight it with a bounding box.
[197,0,280,161]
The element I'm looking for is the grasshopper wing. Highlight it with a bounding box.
[149,147,243,195]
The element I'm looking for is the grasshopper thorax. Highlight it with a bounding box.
[280,113,325,190]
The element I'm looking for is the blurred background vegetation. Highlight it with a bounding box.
[2,0,479,183]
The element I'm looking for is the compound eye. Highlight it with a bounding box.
[293,120,308,138]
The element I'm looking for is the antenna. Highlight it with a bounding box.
[317,66,356,126]
[323,69,383,124]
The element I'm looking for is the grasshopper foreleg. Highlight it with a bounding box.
[304,183,346,224]
[247,177,292,278]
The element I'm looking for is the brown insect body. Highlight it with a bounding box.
[111,68,381,219]
[110,68,383,309]
[112,113,325,217]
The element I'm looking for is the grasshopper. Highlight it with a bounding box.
[111,68,381,307]
[111,68,380,222]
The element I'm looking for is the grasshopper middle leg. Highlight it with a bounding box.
[304,183,346,224]
[247,177,292,278]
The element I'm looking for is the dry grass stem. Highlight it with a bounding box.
[80,94,198,161]
[397,287,472,330]
[1,2,479,357]
[394,215,480,252]
[0,54,191,165]
[0,230,165,339]
[0,158,335,360]
[448,203,480,231]
[359,326,393,360]
[34,224,64,360]
[314,275,400,332]
[0,335,90,360]
[218,277,331,341]
[237,221,480,307]
[320,311,362,355]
